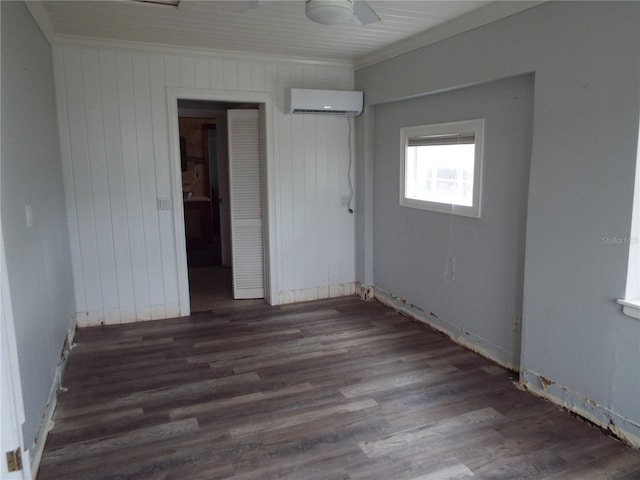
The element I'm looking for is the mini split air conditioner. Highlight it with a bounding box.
[285,88,363,116]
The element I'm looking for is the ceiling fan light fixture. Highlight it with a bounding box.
[305,0,354,25]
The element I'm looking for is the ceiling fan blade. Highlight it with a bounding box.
[351,1,381,25]
[131,0,180,6]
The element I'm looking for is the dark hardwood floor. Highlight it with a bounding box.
[38,297,640,480]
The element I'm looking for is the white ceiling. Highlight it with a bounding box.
[29,1,541,68]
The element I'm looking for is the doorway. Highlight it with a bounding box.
[176,99,262,312]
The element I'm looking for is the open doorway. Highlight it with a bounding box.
[177,99,261,312]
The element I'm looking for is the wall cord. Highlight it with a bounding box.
[346,117,354,214]
[444,203,456,283]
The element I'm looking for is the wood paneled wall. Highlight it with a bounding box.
[53,44,356,326]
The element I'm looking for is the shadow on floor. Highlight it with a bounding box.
[188,265,264,312]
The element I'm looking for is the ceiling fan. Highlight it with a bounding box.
[236,0,381,26]
[307,0,380,25]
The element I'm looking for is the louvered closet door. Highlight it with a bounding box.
[228,109,265,299]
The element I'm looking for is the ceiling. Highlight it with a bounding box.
[30,1,540,68]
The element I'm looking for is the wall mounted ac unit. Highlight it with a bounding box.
[285,88,363,116]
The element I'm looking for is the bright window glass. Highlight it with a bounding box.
[400,119,484,217]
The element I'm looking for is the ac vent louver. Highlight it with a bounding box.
[286,88,363,116]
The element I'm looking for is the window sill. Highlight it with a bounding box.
[618,299,640,320]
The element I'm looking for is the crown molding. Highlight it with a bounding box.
[25,1,57,45]
[24,0,545,72]
[53,34,355,69]
[354,1,545,70]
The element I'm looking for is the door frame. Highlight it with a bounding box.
[1,232,32,480]
[166,89,277,314]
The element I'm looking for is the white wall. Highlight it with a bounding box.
[370,75,533,369]
[53,42,357,326]
[1,1,75,461]
[356,1,640,445]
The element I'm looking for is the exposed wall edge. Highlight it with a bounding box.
[521,369,640,450]
[372,286,519,371]
[30,316,77,479]
[278,282,356,305]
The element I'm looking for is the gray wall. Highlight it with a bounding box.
[356,1,640,439]
[372,75,533,367]
[1,1,75,451]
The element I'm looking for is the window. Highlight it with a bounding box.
[618,124,640,320]
[400,119,484,217]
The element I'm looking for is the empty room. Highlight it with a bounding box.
[2,1,640,479]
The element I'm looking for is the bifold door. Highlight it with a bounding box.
[227,109,265,299]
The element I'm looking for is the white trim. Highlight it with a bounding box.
[620,118,640,318]
[399,119,484,218]
[26,1,542,71]
[354,2,545,70]
[259,102,278,305]
[617,299,640,320]
[277,283,356,305]
[1,237,33,480]
[166,88,278,312]
[55,35,354,69]
[166,95,190,316]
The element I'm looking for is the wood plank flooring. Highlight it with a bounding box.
[188,266,263,313]
[38,297,640,480]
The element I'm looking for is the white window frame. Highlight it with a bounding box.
[618,126,640,320]
[399,119,484,218]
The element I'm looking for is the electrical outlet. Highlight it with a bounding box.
[157,197,171,211]
[25,204,33,228]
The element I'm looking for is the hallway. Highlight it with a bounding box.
[188,266,264,313]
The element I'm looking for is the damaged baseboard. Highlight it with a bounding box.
[30,315,77,479]
[278,283,356,305]
[360,284,640,451]
[371,286,519,371]
[521,369,640,450]
[355,282,374,301]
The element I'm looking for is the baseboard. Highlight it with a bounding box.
[29,315,77,479]
[521,369,640,450]
[355,282,374,300]
[278,282,356,305]
[372,286,519,371]
[75,304,182,327]
[368,286,640,450]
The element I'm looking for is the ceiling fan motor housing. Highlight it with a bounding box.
[305,0,354,25]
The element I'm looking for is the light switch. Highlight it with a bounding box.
[25,204,33,228]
